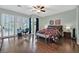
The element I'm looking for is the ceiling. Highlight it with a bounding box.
[0,5,77,17]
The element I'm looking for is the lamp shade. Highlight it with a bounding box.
[45,25,48,28]
[66,26,71,30]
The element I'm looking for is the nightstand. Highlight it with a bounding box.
[64,32,71,39]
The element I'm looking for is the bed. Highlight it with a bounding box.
[36,25,63,43]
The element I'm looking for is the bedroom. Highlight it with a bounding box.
[0,5,79,53]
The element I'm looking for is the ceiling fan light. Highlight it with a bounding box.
[37,10,41,13]
[32,5,46,13]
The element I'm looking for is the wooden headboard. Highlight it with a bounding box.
[48,25,63,32]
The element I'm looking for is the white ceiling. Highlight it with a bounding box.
[0,5,77,17]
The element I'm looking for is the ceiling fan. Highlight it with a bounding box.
[32,5,46,13]
[17,5,22,7]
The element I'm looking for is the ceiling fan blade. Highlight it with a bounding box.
[33,6,37,9]
[41,10,45,12]
[40,6,45,9]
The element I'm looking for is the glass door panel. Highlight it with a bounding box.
[21,17,29,32]
[1,14,8,37]
[15,16,21,35]
[15,16,29,35]
[1,14,29,39]
[8,15,14,36]
[1,14,15,37]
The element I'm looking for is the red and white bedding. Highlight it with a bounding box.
[36,28,61,39]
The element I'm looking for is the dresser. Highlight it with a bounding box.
[64,32,71,39]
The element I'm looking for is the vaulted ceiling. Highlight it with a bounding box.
[0,5,77,17]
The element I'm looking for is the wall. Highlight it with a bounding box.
[39,9,76,29]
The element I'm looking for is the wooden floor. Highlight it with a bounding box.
[0,35,79,53]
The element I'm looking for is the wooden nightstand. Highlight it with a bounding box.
[64,32,71,39]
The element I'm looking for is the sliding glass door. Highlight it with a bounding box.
[15,16,29,35]
[1,14,9,37]
[15,16,22,35]
[21,17,29,32]
[0,13,32,39]
[1,14,15,37]
[8,14,15,36]
[1,14,29,38]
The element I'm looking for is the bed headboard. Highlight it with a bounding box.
[48,25,63,32]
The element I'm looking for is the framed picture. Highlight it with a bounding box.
[55,19,61,25]
[49,20,54,25]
